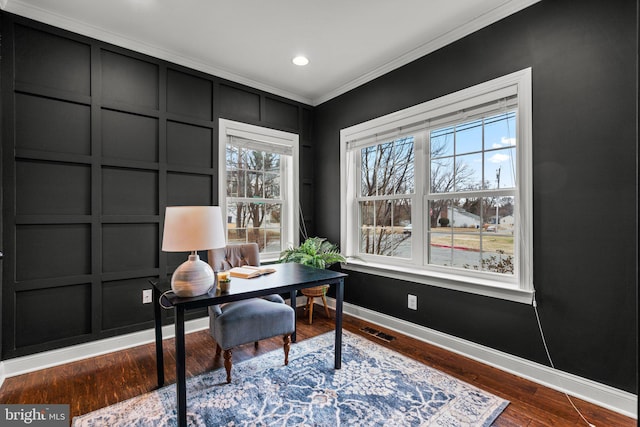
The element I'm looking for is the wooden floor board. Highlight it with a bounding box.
[0,307,635,426]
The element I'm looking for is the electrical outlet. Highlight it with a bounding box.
[408,294,417,310]
[142,289,153,304]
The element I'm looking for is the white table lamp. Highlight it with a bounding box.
[162,206,226,297]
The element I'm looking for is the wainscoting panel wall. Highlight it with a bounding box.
[0,12,314,360]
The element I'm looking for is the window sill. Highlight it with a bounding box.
[341,259,534,305]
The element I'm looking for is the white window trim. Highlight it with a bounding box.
[219,119,300,262]
[340,68,533,304]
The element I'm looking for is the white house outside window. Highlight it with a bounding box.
[219,119,299,262]
[340,69,533,303]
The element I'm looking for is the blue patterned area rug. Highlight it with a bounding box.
[73,331,508,426]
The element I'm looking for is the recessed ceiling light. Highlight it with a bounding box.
[292,56,309,66]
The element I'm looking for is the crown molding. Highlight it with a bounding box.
[1,0,314,105]
[2,0,541,107]
[0,0,540,106]
[5,0,540,106]
[312,0,542,105]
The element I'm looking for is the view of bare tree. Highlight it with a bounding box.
[360,137,414,256]
[227,147,281,251]
[429,133,475,227]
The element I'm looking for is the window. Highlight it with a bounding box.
[359,136,415,258]
[341,69,533,303]
[219,119,299,262]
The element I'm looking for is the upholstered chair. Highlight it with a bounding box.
[207,243,295,383]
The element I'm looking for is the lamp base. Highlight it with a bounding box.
[171,254,215,297]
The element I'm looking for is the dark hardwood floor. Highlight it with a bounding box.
[0,307,635,426]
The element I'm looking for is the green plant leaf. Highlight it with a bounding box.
[278,236,346,268]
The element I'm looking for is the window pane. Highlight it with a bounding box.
[265,229,281,253]
[480,250,514,274]
[376,227,408,258]
[481,195,515,275]
[391,199,412,258]
[431,126,454,158]
[227,202,248,230]
[392,137,415,195]
[481,196,514,230]
[374,199,411,257]
[228,229,246,244]
[485,148,516,189]
[358,199,412,258]
[263,203,282,253]
[429,231,453,267]
[361,137,415,197]
[429,199,488,269]
[237,147,248,169]
[431,111,517,194]
[226,145,239,170]
[359,201,375,254]
[484,112,516,150]
[226,170,241,197]
[429,199,452,229]
[264,172,280,198]
[455,152,482,191]
[428,199,454,267]
[455,119,482,154]
[449,205,478,228]
[229,202,281,252]
[393,199,412,231]
[375,142,394,195]
[227,203,247,243]
[245,171,262,198]
[265,153,280,173]
[453,234,481,269]
[246,149,262,170]
[361,146,377,197]
[430,157,454,194]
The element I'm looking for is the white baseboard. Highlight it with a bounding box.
[0,299,310,388]
[330,299,637,419]
[0,317,210,388]
[1,299,636,420]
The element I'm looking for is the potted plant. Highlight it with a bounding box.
[279,237,346,323]
[279,236,346,269]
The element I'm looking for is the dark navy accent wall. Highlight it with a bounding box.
[0,13,314,360]
[315,0,637,393]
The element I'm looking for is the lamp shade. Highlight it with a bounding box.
[162,206,226,252]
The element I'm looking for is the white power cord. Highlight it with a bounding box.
[533,295,596,427]
[159,290,175,309]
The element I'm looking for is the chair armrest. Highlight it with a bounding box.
[262,294,285,304]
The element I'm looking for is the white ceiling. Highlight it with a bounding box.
[2,0,540,105]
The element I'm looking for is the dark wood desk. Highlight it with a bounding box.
[152,262,347,427]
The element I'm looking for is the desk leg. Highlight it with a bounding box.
[153,286,164,387]
[290,290,297,342]
[335,278,344,369]
[175,306,187,427]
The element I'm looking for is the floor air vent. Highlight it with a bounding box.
[360,326,395,342]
